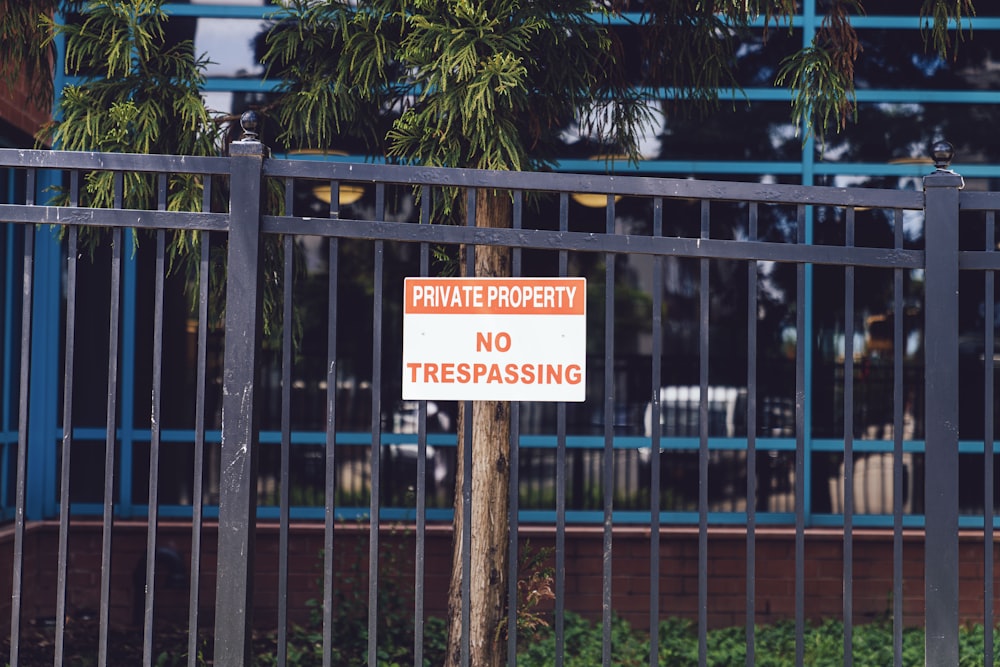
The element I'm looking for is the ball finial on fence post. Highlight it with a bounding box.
[239,110,260,142]
[931,140,954,171]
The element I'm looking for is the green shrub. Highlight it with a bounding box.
[253,527,449,667]
[515,613,999,667]
[518,611,648,666]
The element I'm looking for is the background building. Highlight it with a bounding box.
[4,0,1000,636]
[5,0,1000,529]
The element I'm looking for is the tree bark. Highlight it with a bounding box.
[444,190,512,667]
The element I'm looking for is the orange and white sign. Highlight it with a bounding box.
[402,277,586,401]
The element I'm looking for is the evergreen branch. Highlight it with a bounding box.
[775,0,863,144]
[920,0,976,59]
[775,44,856,144]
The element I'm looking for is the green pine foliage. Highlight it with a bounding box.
[34,0,297,339]
[259,0,981,158]
[263,0,654,173]
[39,0,219,200]
[776,0,862,142]
[0,0,985,156]
[32,0,224,317]
[921,0,977,60]
[261,0,393,154]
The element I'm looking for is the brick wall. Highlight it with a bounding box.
[0,64,50,145]
[0,521,995,634]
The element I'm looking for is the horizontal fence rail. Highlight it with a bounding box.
[0,141,987,666]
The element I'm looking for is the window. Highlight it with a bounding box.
[18,1,1000,526]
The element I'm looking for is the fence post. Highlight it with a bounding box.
[922,140,963,666]
[214,111,267,666]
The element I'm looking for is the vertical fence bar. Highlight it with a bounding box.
[214,125,267,665]
[142,176,168,667]
[922,143,962,666]
[98,225,123,667]
[322,180,340,667]
[187,212,211,667]
[416,185,430,667]
[746,202,759,666]
[698,200,710,667]
[368,183,386,666]
[649,197,664,667]
[984,211,995,667]
[9,214,34,667]
[795,204,807,667]
[602,195,616,667]
[843,208,856,667]
[277,226,294,666]
[892,208,905,667]
[415,187,429,652]
[507,189,524,667]
[555,191,569,667]
[54,173,79,666]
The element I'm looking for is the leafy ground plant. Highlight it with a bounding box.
[517,612,994,667]
[4,612,996,665]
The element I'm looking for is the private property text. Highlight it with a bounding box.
[407,280,581,314]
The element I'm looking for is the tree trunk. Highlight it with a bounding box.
[444,190,512,667]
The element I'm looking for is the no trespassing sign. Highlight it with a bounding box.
[402,277,587,402]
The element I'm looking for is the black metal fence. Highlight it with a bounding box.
[0,131,991,666]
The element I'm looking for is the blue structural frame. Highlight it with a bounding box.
[0,210,16,522]
[13,1,1000,527]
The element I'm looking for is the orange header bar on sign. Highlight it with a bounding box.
[405,277,586,315]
